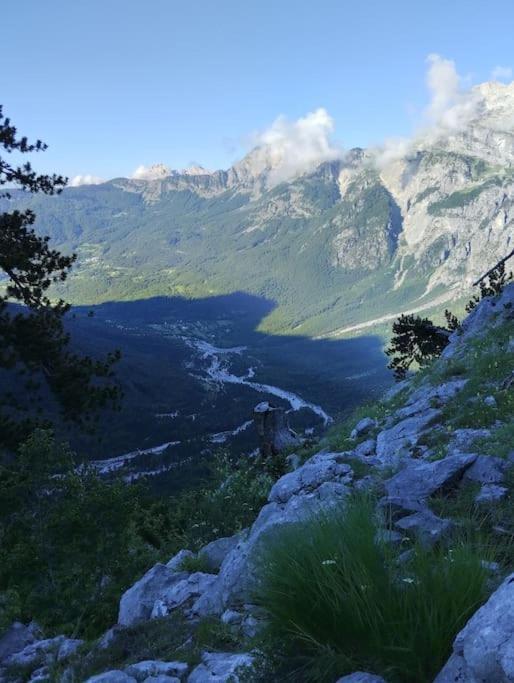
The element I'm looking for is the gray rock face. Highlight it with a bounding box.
[187,652,253,682]
[336,674,387,683]
[464,455,508,484]
[198,533,244,573]
[142,676,180,683]
[124,660,188,681]
[450,428,492,451]
[3,635,66,669]
[354,439,376,457]
[475,484,508,504]
[395,379,467,420]
[395,510,453,546]
[57,638,83,662]
[443,284,514,358]
[384,453,477,500]
[434,573,514,682]
[86,672,136,683]
[150,572,217,619]
[0,622,41,664]
[118,565,188,626]
[268,451,352,503]
[350,417,377,439]
[376,409,442,463]
[192,451,352,616]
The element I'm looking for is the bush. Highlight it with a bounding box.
[135,452,275,553]
[255,496,488,682]
[0,430,155,637]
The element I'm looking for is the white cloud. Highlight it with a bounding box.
[373,53,483,166]
[131,163,171,180]
[491,65,513,82]
[424,53,481,134]
[69,174,104,187]
[247,108,342,183]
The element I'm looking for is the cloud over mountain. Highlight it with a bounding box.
[69,175,104,187]
[244,107,342,184]
[132,164,171,180]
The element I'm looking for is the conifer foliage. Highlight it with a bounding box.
[385,314,452,380]
[0,107,121,448]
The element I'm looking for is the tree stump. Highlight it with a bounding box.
[253,401,300,458]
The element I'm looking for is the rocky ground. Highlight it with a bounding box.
[1,284,513,682]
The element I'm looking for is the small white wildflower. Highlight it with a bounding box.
[402,577,415,584]
[321,559,337,566]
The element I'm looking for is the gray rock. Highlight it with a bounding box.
[166,549,195,571]
[350,417,377,439]
[383,379,410,402]
[198,533,244,572]
[395,380,467,420]
[395,510,453,546]
[433,653,469,682]
[118,565,189,626]
[143,677,180,683]
[475,484,508,504]
[378,496,427,519]
[241,613,264,638]
[484,395,497,407]
[464,455,508,484]
[442,285,514,359]
[96,626,124,651]
[435,572,514,682]
[57,638,83,662]
[0,622,41,664]
[29,666,50,682]
[150,572,217,618]
[354,439,376,457]
[384,453,477,500]
[86,672,137,683]
[187,652,254,682]
[4,636,65,669]
[125,660,188,681]
[450,428,491,451]
[336,674,386,683]
[192,479,350,616]
[221,610,243,626]
[268,451,352,504]
[376,409,442,463]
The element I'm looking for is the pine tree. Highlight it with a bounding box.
[0,106,121,449]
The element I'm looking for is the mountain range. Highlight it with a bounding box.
[4,81,512,339]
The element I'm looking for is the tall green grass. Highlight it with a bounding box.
[255,497,489,682]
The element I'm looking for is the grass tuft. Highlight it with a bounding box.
[255,496,489,683]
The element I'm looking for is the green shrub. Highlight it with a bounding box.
[255,496,488,682]
[136,453,275,553]
[0,430,155,638]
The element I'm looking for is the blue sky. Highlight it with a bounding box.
[3,0,514,181]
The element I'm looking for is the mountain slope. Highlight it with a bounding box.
[2,82,513,338]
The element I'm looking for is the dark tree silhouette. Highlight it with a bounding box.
[0,106,121,449]
[385,314,452,380]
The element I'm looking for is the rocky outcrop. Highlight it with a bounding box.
[435,573,514,682]
[0,630,83,683]
[187,652,254,682]
[191,451,353,617]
